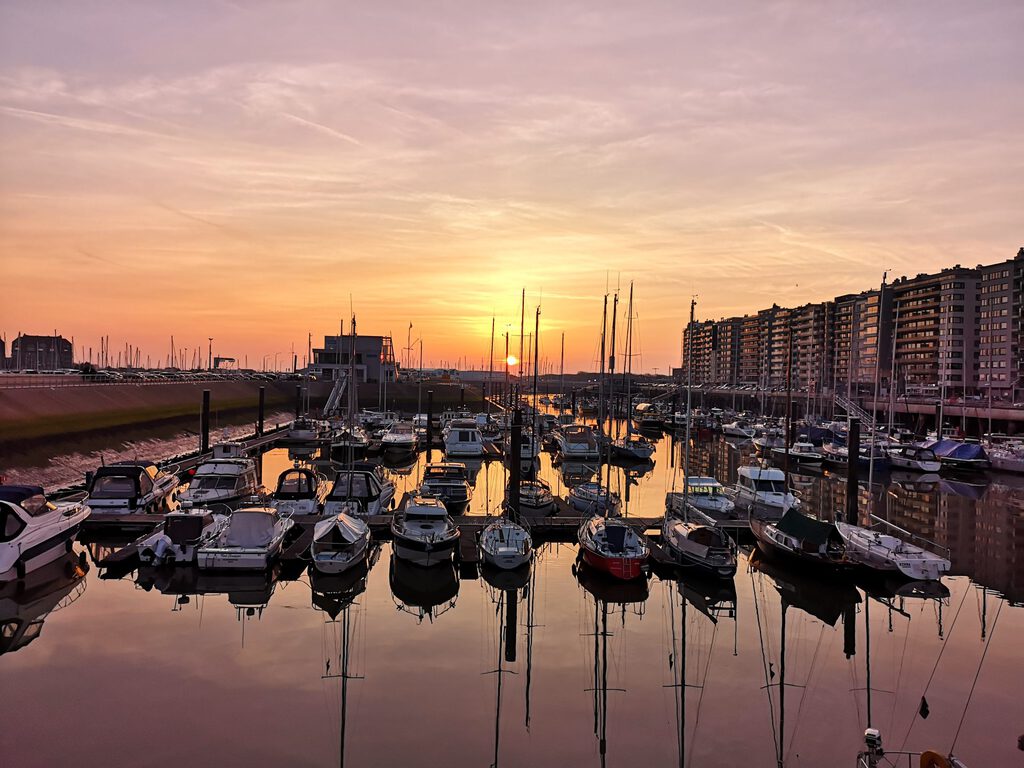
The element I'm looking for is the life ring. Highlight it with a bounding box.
[920,751,950,768]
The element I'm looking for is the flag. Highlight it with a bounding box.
[919,696,930,719]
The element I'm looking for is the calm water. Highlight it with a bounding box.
[2,428,1021,767]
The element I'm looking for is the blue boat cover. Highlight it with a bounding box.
[923,439,989,461]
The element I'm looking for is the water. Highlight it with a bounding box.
[1,429,1021,767]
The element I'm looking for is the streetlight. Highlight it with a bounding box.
[208,338,213,371]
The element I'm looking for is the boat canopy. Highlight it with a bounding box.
[775,510,837,549]
[738,466,785,482]
[275,468,320,499]
[224,509,278,547]
[165,513,214,544]
[313,514,367,545]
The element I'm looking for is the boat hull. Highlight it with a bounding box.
[580,547,647,580]
[391,533,459,567]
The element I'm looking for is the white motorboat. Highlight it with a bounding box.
[770,442,824,465]
[310,512,371,574]
[835,523,950,581]
[136,508,228,565]
[197,507,294,570]
[288,416,328,442]
[988,444,1024,474]
[443,419,485,457]
[887,445,942,473]
[478,518,533,570]
[0,485,90,580]
[180,449,258,508]
[519,479,554,514]
[324,465,396,517]
[391,495,460,566]
[381,420,418,455]
[505,428,541,460]
[661,516,737,577]
[419,462,473,513]
[734,465,800,514]
[722,421,755,439]
[554,424,601,461]
[567,482,621,516]
[665,477,735,520]
[86,463,179,515]
[270,467,327,516]
[330,423,370,459]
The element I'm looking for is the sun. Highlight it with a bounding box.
[506,355,518,366]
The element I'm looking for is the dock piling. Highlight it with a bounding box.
[295,385,302,419]
[200,389,211,453]
[257,386,265,436]
[426,389,434,461]
[845,417,860,523]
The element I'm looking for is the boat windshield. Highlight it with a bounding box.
[90,475,137,499]
[191,476,240,491]
[330,475,371,498]
[687,483,720,496]
[405,512,444,522]
[20,493,56,516]
[754,479,786,493]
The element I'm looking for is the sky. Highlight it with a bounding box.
[1,1,1021,372]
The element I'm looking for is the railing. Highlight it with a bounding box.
[0,373,287,390]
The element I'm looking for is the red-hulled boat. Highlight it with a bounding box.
[577,516,649,580]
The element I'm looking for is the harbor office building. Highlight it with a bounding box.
[5,334,74,371]
[310,334,397,384]
[681,248,1024,403]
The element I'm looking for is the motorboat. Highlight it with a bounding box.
[359,410,398,431]
[86,462,179,515]
[988,444,1024,474]
[310,512,371,574]
[770,442,824,465]
[443,419,485,457]
[887,445,942,473]
[753,434,787,452]
[197,506,294,570]
[136,508,228,565]
[567,482,621,516]
[734,465,800,514]
[390,495,460,566]
[721,421,755,439]
[835,523,950,581]
[661,516,737,577]
[287,416,328,442]
[323,464,396,517]
[554,424,601,461]
[610,434,655,461]
[478,518,533,570]
[381,420,418,456]
[330,423,370,460]
[822,442,891,469]
[632,403,664,432]
[750,509,850,570]
[665,477,736,520]
[419,462,473,513]
[518,479,554,514]
[577,516,648,581]
[505,428,540,460]
[0,486,90,580]
[922,439,991,472]
[270,467,326,516]
[180,448,258,508]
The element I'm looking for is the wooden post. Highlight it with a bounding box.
[426,389,434,462]
[200,389,211,453]
[257,386,265,436]
[295,385,302,419]
[845,417,860,524]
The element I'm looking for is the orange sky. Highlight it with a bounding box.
[1,2,1021,371]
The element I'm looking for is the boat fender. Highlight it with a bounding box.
[148,536,171,562]
[920,752,950,768]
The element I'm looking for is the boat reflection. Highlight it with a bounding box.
[310,544,380,618]
[0,550,89,655]
[136,564,280,623]
[388,553,458,623]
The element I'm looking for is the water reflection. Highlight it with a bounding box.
[0,549,88,655]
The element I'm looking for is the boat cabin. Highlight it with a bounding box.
[88,463,173,508]
[274,468,321,500]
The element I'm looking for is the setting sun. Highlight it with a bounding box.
[506,355,519,366]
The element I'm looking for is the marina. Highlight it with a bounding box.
[2,400,1022,766]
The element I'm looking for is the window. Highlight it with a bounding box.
[91,475,137,499]
[0,503,26,542]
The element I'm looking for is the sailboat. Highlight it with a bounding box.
[611,284,655,462]
[577,292,649,582]
[330,316,370,461]
[479,410,534,570]
[663,298,738,577]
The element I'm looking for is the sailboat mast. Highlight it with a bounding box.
[533,305,541,436]
[519,288,526,401]
[598,295,608,434]
[559,332,565,418]
[605,292,618,506]
[868,272,887,493]
[682,299,695,518]
[624,283,634,437]
[488,316,495,416]
[888,300,900,437]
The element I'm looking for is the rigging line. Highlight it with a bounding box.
[950,599,1003,752]
[749,569,781,763]
[786,622,828,763]
[889,609,912,733]
[898,582,970,751]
